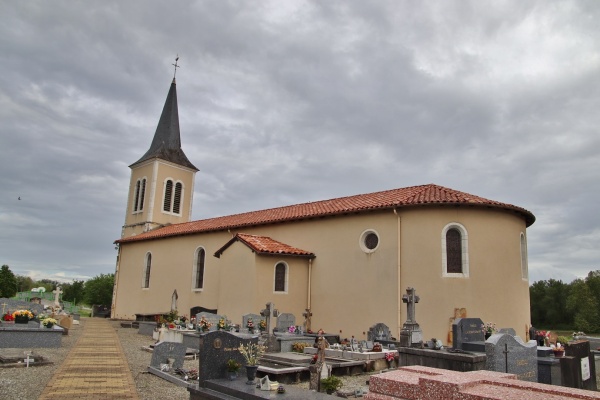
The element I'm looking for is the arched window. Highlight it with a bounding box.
[133,178,146,212]
[143,253,152,288]
[162,179,183,215]
[163,180,173,212]
[139,178,146,211]
[441,223,469,277]
[193,247,205,290]
[134,180,141,212]
[274,262,288,293]
[173,182,183,214]
[520,233,528,280]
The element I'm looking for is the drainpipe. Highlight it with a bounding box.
[111,244,122,319]
[307,258,312,311]
[393,209,402,338]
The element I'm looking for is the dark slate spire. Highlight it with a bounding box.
[130,79,198,171]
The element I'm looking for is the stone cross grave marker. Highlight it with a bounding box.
[198,330,256,385]
[260,302,280,334]
[1,302,7,315]
[452,317,484,351]
[367,323,391,342]
[399,287,423,347]
[403,287,419,323]
[276,313,296,333]
[302,308,313,331]
[485,333,537,382]
[53,287,62,308]
[242,313,264,333]
[149,341,187,371]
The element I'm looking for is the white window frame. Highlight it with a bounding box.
[192,247,206,291]
[273,261,289,294]
[441,222,469,278]
[520,232,529,281]
[359,229,380,253]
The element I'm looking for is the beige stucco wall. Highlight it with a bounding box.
[113,205,531,344]
[123,160,196,237]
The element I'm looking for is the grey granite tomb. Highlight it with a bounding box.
[452,317,485,352]
[276,313,296,333]
[242,313,264,333]
[368,323,392,342]
[485,333,538,382]
[197,330,256,385]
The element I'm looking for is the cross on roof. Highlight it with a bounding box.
[172,55,180,79]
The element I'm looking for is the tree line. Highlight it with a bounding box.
[530,270,600,333]
[0,264,114,306]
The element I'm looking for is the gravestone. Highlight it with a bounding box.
[197,330,256,385]
[276,313,296,333]
[149,341,187,370]
[52,287,62,308]
[485,333,537,382]
[242,313,264,333]
[399,287,423,347]
[452,317,484,351]
[368,323,392,342]
[0,298,44,317]
[560,340,597,390]
[196,312,225,332]
[190,306,218,318]
[497,328,517,336]
[302,308,313,331]
[260,302,280,335]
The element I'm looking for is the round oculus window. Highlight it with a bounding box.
[360,230,380,253]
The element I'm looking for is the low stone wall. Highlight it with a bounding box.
[0,324,63,348]
[365,365,600,400]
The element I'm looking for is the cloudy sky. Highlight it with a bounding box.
[1,1,598,285]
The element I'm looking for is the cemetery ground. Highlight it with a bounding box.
[1,318,370,400]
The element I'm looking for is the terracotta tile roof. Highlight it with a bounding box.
[116,183,535,244]
[214,233,315,259]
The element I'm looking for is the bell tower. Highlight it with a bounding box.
[122,75,198,238]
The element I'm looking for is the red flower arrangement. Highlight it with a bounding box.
[2,312,14,321]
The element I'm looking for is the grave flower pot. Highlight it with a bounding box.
[15,316,29,324]
[245,365,258,384]
[45,322,54,329]
[553,350,564,357]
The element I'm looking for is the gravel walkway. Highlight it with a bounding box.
[0,318,372,399]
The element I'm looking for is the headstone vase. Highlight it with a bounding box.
[245,365,258,384]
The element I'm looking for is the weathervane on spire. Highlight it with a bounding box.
[172,55,180,80]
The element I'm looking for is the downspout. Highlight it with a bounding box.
[307,258,312,311]
[393,209,402,338]
[111,243,122,319]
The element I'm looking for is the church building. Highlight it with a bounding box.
[112,77,536,343]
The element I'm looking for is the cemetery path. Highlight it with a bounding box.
[38,318,139,399]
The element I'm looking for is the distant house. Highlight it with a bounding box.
[112,78,535,343]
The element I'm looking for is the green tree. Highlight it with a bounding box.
[529,280,548,326]
[84,273,114,306]
[15,275,34,292]
[567,279,600,333]
[585,270,600,310]
[62,280,85,304]
[0,265,18,298]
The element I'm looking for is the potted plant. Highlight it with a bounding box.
[12,310,34,324]
[320,375,342,394]
[42,317,58,329]
[259,319,267,332]
[238,342,266,384]
[226,359,241,380]
[551,341,566,357]
[481,322,497,339]
[198,316,212,332]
